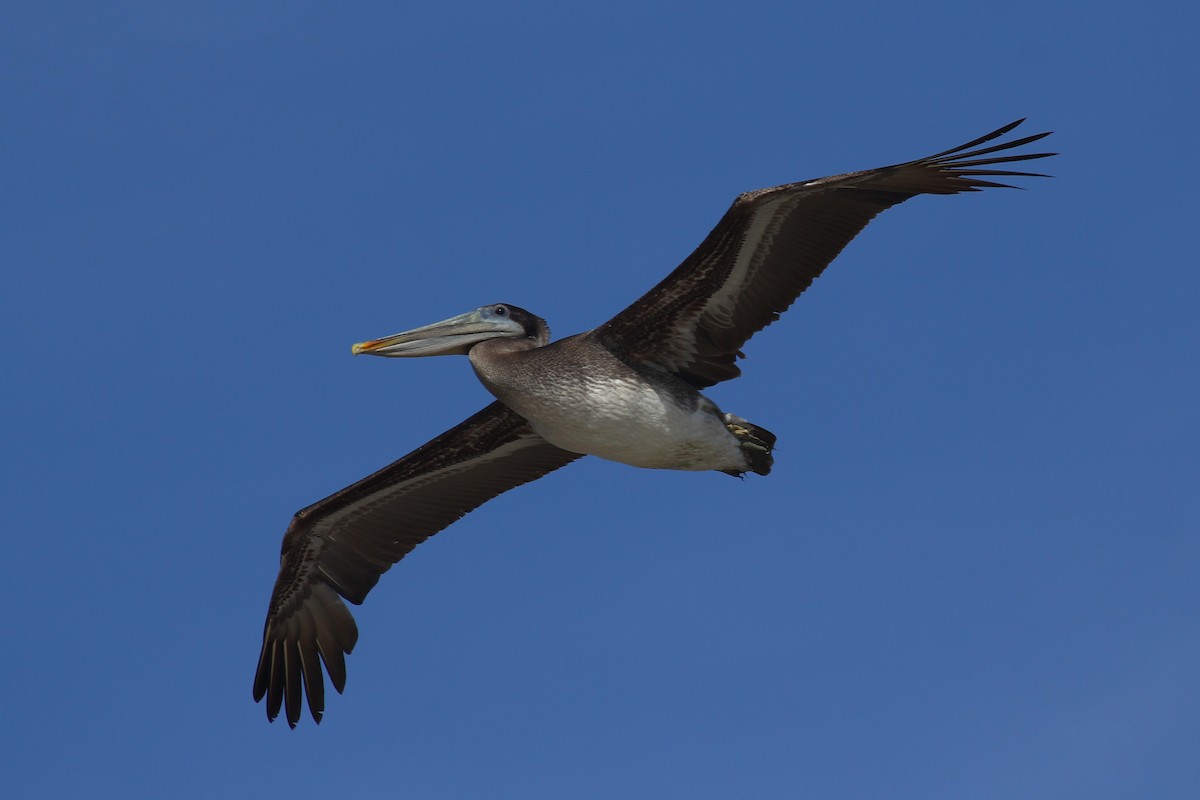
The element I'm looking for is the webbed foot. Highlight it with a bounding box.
[720,413,776,477]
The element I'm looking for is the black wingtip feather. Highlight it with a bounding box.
[284,646,303,727]
[924,118,1032,160]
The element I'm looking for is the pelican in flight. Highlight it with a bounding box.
[254,119,1054,726]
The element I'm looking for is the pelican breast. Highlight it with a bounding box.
[469,333,745,471]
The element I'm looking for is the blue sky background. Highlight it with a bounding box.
[4,2,1197,797]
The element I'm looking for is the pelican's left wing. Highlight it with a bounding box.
[253,401,581,727]
[597,119,1054,388]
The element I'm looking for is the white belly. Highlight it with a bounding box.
[549,378,743,469]
[484,369,746,472]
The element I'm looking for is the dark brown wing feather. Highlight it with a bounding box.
[252,401,581,726]
[597,119,1055,388]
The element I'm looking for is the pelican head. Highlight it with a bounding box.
[352,304,547,357]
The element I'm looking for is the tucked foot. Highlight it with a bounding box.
[720,413,776,477]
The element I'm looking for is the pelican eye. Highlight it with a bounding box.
[494,305,508,317]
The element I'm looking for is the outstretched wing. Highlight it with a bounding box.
[253,401,581,727]
[597,119,1055,388]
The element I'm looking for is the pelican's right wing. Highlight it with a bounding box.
[252,401,581,727]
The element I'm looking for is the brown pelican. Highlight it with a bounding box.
[254,119,1054,726]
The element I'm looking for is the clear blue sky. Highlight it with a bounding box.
[4,2,1196,797]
